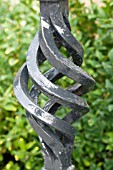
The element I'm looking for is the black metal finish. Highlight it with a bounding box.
[14,0,96,170]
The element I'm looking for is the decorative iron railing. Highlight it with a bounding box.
[14,0,96,169]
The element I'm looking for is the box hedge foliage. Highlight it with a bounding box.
[0,0,113,169]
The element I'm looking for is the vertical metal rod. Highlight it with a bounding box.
[14,0,96,169]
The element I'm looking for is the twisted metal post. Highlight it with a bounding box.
[14,0,96,169]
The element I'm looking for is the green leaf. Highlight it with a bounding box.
[9,58,19,66]
[108,49,113,62]
[105,79,113,90]
[83,158,91,167]
[108,105,113,112]
[4,104,17,111]
[102,62,113,75]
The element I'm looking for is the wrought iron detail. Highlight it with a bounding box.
[14,0,96,170]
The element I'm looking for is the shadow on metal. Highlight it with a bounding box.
[14,0,96,169]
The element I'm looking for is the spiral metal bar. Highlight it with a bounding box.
[14,0,96,170]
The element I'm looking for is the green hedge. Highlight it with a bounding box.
[0,0,113,169]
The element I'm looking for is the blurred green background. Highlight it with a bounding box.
[0,0,113,169]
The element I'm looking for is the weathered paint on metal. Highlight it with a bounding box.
[14,0,96,169]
